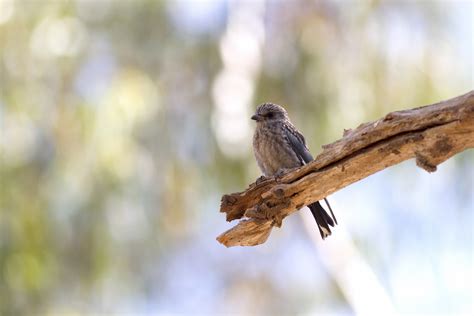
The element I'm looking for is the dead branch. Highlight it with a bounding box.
[217,91,474,247]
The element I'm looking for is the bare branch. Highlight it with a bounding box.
[217,91,474,247]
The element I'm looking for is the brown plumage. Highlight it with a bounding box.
[251,103,337,239]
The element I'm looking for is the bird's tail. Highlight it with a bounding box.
[308,199,337,239]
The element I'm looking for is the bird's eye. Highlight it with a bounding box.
[266,112,274,119]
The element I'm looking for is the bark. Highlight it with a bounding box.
[217,91,474,247]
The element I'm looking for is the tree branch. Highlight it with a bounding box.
[216,91,474,247]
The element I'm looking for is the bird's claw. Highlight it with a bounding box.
[255,175,268,185]
[275,168,291,181]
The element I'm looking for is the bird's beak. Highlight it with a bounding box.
[251,114,261,121]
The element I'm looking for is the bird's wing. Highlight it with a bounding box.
[283,123,314,164]
[284,123,338,231]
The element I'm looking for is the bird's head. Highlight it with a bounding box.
[251,103,288,123]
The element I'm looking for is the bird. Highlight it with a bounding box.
[251,102,337,239]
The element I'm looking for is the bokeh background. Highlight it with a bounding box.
[0,0,473,315]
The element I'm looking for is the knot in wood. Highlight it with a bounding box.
[221,194,237,206]
[415,152,437,173]
[244,200,291,227]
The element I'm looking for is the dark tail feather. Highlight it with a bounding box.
[324,198,337,225]
[308,200,337,240]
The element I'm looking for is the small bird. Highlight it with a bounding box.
[251,102,337,239]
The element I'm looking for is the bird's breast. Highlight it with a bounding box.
[253,125,301,176]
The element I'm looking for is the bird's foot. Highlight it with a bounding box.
[255,175,269,185]
[275,168,291,181]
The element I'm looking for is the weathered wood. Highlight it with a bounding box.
[217,91,474,247]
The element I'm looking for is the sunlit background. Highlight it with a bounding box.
[0,0,473,315]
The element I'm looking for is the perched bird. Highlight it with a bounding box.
[251,102,337,239]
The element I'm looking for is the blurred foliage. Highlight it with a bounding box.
[0,0,472,315]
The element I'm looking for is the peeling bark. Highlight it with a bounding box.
[217,91,474,247]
